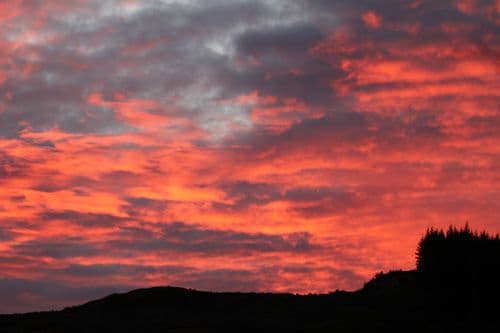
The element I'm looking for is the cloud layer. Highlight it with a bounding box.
[0,0,499,313]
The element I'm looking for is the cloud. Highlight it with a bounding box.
[13,238,102,259]
[0,278,129,314]
[38,210,128,227]
[236,22,324,57]
[0,0,499,313]
[0,226,14,241]
[108,221,317,256]
[0,152,28,179]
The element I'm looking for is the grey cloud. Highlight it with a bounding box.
[217,181,363,214]
[109,221,316,255]
[13,238,101,259]
[1,0,498,141]
[284,187,357,203]
[230,112,372,157]
[32,172,134,194]
[217,181,281,209]
[122,196,169,218]
[464,114,500,140]
[0,227,14,242]
[9,195,26,202]
[9,221,317,260]
[0,278,129,314]
[0,152,29,180]
[51,263,190,278]
[0,0,335,139]
[38,210,128,227]
[236,23,324,56]
[225,18,338,105]
[229,108,447,162]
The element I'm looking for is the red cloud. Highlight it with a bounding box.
[0,0,499,313]
[362,11,382,29]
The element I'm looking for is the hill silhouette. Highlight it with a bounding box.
[1,225,499,332]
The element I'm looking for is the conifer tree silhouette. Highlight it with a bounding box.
[415,224,500,312]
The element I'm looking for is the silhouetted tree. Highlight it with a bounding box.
[415,224,500,312]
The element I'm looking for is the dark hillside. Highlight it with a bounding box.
[1,225,499,332]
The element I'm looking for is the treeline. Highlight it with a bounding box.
[415,224,500,308]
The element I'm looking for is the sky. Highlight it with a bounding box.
[0,0,499,313]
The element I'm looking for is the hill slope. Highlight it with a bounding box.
[4,226,500,332]
[1,270,497,332]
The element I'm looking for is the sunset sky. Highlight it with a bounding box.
[1,0,499,313]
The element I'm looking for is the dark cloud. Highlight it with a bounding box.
[13,238,101,259]
[38,210,127,227]
[9,195,26,202]
[0,278,129,314]
[48,263,190,279]
[0,0,338,138]
[109,221,317,256]
[32,175,97,193]
[227,21,338,105]
[0,152,28,180]
[217,182,363,214]
[236,23,324,56]
[464,114,500,139]
[284,187,353,202]
[122,196,168,218]
[9,221,316,261]
[285,187,364,217]
[229,109,446,162]
[242,112,371,152]
[0,226,14,241]
[217,181,281,210]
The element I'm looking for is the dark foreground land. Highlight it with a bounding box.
[2,226,500,332]
[0,270,499,332]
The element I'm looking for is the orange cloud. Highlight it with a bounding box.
[87,93,170,130]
